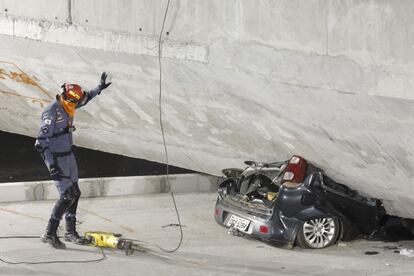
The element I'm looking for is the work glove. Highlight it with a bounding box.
[98,72,112,91]
[49,163,62,181]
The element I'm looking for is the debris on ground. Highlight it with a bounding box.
[399,248,414,258]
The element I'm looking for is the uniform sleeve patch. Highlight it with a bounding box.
[44,119,52,125]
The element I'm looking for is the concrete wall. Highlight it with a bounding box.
[0,0,413,218]
[0,174,218,203]
[0,0,69,23]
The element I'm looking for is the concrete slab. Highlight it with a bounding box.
[0,0,69,23]
[0,192,413,275]
[0,0,413,221]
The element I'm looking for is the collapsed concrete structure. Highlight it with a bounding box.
[0,0,413,218]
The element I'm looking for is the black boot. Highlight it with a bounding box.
[41,218,66,249]
[64,216,89,245]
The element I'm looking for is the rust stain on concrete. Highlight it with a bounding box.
[0,207,46,222]
[0,61,53,106]
[79,207,136,233]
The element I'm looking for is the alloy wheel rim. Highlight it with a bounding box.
[303,218,336,248]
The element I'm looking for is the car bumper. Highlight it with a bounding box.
[214,197,299,246]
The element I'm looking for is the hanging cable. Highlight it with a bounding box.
[157,0,183,254]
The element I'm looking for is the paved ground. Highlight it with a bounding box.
[0,192,413,276]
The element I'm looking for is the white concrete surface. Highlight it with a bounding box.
[0,0,69,23]
[0,174,218,203]
[0,1,413,218]
[0,193,413,275]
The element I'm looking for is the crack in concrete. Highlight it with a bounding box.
[274,80,356,95]
[67,0,73,25]
[79,126,117,134]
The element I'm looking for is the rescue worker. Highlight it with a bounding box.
[35,72,112,249]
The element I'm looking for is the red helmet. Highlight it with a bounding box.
[61,83,85,103]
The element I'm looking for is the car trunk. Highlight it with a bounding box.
[220,157,311,218]
[221,166,284,214]
[223,194,275,218]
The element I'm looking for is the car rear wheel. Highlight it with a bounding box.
[296,217,339,249]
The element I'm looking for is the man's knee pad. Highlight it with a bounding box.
[51,184,81,220]
[63,185,77,205]
[61,194,74,207]
[51,196,73,220]
[73,183,81,199]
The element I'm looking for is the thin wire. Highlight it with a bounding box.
[0,236,40,239]
[121,238,182,254]
[0,236,106,265]
[157,0,183,253]
[0,249,106,265]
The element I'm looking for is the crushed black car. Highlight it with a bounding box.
[214,155,388,249]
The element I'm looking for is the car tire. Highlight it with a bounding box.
[296,217,340,249]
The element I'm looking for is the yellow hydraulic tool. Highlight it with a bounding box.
[84,231,146,255]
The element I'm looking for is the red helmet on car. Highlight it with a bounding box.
[61,83,85,104]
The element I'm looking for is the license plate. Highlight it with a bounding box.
[227,215,250,231]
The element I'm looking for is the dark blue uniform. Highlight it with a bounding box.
[36,73,111,249]
[35,86,101,220]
